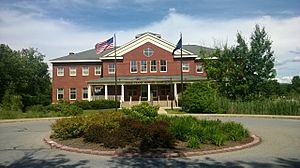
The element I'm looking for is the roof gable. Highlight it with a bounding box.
[102,32,195,58]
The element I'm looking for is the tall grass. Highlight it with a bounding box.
[217,96,300,116]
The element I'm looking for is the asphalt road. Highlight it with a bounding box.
[0,117,299,168]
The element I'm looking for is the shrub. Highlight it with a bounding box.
[182,82,219,113]
[51,117,86,140]
[26,105,48,113]
[89,100,120,110]
[123,102,159,122]
[187,136,201,148]
[1,90,23,112]
[167,116,199,140]
[73,100,92,110]
[221,122,249,141]
[47,101,83,116]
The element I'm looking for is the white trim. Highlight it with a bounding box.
[182,62,189,72]
[50,60,102,63]
[57,67,64,77]
[69,67,77,76]
[57,88,64,100]
[82,66,89,76]
[150,60,157,73]
[173,55,198,58]
[69,88,77,100]
[94,66,101,76]
[100,56,123,60]
[140,60,147,73]
[160,59,167,72]
[108,63,115,74]
[82,88,88,100]
[130,60,138,73]
[196,57,218,60]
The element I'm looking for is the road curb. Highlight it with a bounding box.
[167,114,300,120]
[43,134,261,158]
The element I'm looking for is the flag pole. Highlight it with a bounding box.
[114,33,117,112]
[180,33,184,110]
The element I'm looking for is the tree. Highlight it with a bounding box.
[291,76,300,93]
[0,44,51,109]
[204,25,276,100]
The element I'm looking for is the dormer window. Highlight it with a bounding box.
[143,48,153,57]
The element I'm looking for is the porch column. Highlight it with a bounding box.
[147,83,151,102]
[174,83,178,104]
[104,84,108,100]
[121,84,124,102]
[88,84,92,101]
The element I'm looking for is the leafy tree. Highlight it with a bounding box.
[291,76,300,93]
[204,25,276,100]
[0,44,51,109]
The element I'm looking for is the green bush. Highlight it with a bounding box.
[182,82,219,113]
[47,101,83,116]
[167,116,199,140]
[51,117,86,140]
[1,90,23,112]
[89,100,120,110]
[221,122,249,141]
[26,105,48,113]
[73,100,92,110]
[123,102,159,122]
[187,136,201,148]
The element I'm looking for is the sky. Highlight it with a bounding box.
[0,0,299,83]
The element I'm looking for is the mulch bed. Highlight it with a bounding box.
[52,136,254,157]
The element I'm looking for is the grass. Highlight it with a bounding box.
[165,109,187,114]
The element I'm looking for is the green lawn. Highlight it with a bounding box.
[165,109,187,114]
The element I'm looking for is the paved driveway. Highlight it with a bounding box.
[0,117,299,168]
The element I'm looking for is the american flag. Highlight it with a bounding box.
[95,37,113,54]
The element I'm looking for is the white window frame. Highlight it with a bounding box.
[57,88,64,100]
[82,88,88,100]
[57,67,64,77]
[82,66,89,76]
[160,60,167,72]
[69,88,77,100]
[108,64,115,74]
[150,60,157,72]
[69,67,76,76]
[182,62,189,72]
[95,66,101,76]
[130,60,138,73]
[140,60,147,73]
[196,63,204,73]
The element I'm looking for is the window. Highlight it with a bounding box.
[130,60,137,73]
[140,60,147,73]
[150,60,157,72]
[95,66,101,75]
[69,67,76,76]
[82,67,89,76]
[160,60,167,72]
[196,63,204,73]
[82,88,88,100]
[182,62,189,72]
[108,64,115,74]
[143,48,153,57]
[69,88,76,100]
[57,67,64,76]
[57,88,64,100]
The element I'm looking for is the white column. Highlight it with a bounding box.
[104,85,108,100]
[88,84,92,101]
[174,83,178,104]
[121,84,124,102]
[147,83,151,102]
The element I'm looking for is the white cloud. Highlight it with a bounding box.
[1,9,300,79]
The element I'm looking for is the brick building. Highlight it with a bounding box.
[50,32,208,107]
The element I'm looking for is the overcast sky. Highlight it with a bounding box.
[0,0,299,83]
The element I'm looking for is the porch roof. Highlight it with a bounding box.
[87,75,206,85]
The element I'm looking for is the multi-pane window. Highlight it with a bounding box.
[160,60,167,72]
[95,66,101,75]
[143,48,153,57]
[130,60,137,73]
[57,88,64,100]
[69,67,76,76]
[108,64,115,74]
[69,88,76,100]
[57,67,64,76]
[82,88,88,100]
[182,62,189,72]
[150,60,157,72]
[196,63,204,73]
[140,60,147,73]
[82,67,89,76]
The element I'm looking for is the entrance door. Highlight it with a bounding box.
[141,85,148,101]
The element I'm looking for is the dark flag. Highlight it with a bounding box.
[172,36,182,55]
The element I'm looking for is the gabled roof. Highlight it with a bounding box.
[50,33,213,63]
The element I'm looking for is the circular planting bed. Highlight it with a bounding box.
[46,103,260,157]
